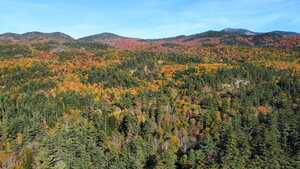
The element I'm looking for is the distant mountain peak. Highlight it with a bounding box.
[80,32,123,40]
[0,31,74,42]
[221,28,258,35]
[0,32,20,38]
[98,32,122,38]
[22,32,74,39]
[78,32,127,43]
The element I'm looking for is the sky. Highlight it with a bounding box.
[0,0,299,39]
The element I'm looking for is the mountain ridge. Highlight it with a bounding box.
[1,28,299,41]
[1,28,300,49]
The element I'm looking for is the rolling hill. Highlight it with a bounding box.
[1,28,300,50]
[77,28,300,50]
[0,32,74,43]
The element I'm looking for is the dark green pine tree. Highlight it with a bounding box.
[200,134,219,169]
[261,113,286,169]
[156,149,177,169]
[220,125,245,169]
[179,149,206,169]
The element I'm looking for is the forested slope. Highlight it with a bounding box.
[0,41,299,168]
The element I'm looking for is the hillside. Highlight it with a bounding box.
[0,32,74,43]
[0,29,299,168]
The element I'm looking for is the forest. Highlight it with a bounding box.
[0,41,299,169]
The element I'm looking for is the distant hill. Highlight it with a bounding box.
[78,33,123,42]
[1,28,299,49]
[269,31,300,37]
[221,28,259,35]
[150,28,300,49]
[78,33,147,50]
[0,32,74,43]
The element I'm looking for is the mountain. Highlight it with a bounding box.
[78,33,148,50]
[22,32,74,41]
[269,31,300,37]
[0,33,22,42]
[221,28,259,35]
[156,28,300,49]
[0,32,74,43]
[78,33,123,42]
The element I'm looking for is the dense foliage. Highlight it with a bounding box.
[0,42,299,169]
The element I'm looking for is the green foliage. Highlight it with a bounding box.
[2,63,52,88]
[64,42,110,51]
[84,67,140,87]
[0,44,31,58]
[32,41,61,52]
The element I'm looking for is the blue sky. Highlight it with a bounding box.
[0,0,299,38]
